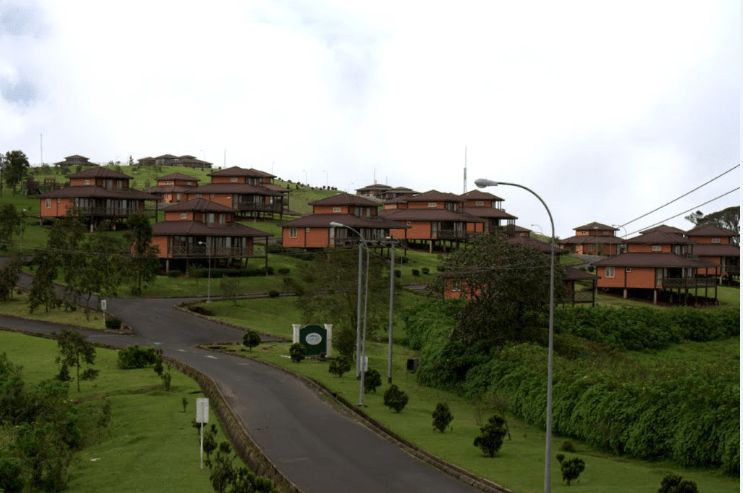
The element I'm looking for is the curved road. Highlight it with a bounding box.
[5,278,481,493]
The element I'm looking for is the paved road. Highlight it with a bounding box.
[3,276,481,493]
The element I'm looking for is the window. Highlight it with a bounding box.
[332,207,342,213]
[651,245,662,252]
[230,177,238,183]
[625,267,632,272]
[711,237,721,244]
[180,213,188,220]
[45,199,51,208]
[605,266,615,278]
[475,200,484,206]
[84,179,90,185]
[427,202,437,208]
[289,227,297,239]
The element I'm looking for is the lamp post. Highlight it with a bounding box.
[19,208,26,253]
[197,240,212,303]
[384,237,396,383]
[329,221,368,406]
[475,178,556,493]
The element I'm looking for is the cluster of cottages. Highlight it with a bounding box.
[37,161,738,305]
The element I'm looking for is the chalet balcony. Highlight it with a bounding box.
[171,244,250,258]
[661,277,719,289]
[235,201,283,213]
[722,265,739,275]
[74,205,154,218]
[432,230,467,240]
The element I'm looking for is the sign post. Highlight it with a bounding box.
[196,398,209,469]
[100,299,107,330]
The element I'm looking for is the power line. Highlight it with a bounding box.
[620,164,740,228]
[626,187,740,236]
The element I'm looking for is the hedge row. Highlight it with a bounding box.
[461,343,739,474]
[555,306,739,350]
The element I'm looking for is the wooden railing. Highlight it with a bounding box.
[662,277,719,289]
[235,201,282,213]
[171,245,248,258]
[74,205,154,218]
[433,230,466,240]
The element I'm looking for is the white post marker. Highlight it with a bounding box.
[100,299,107,329]
[196,398,209,469]
[324,324,333,358]
[292,324,301,344]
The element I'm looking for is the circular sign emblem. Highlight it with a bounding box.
[305,333,323,345]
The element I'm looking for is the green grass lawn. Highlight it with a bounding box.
[717,286,739,307]
[0,330,235,493]
[220,340,738,493]
[0,291,104,329]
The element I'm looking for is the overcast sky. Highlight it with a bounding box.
[1,0,739,237]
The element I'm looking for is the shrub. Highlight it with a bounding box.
[473,415,509,457]
[658,474,698,493]
[421,267,430,275]
[277,267,290,275]
[105,318,122,329]
[432,402,453,432]
[189,305,214,316]
[394,269,401,278]
[242,331,261,352]
[117,346,157,369]
[289,343,305,363]
[364,368,382,393]
[268,290,280,298]
[383,385,409,413]
[328,358,351,378]
[411,269,420,276]
[560,457,585,485]
[560,440,576,452]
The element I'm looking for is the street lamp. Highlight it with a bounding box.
[384,237,397,383]
[329,221,368,405]
[197,240,212,303]
[19,208,26,253]
[475,178,556,493]
[530,223,543,235]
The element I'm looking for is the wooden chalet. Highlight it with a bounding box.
[685,224,739,280]
[152,198,271,272]
[138,154,212,169]
[188,166,286,219]
[593,229,717,304]
[460,190,517,234]
[379,190,484,251]
[356,183,392,200]
[54,155,93,167]
[39,166,157,228]
[147,173,200,204]
[281,193,403,248]
[559,221,623,256]
[380,187,418,201]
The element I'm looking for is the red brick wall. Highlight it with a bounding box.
[40,197,73,218]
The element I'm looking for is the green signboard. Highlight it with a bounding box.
[299,324,328,356]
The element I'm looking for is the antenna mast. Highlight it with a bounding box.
[40,133,43,166]
[463,146,467,193]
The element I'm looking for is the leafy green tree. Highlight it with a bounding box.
[242,330,261,352]
[559,456,585,486]
[364,368,382,393]
[220,277,241,305]
[432,402,453,432]
[0,455,23,493]
[289,343,305,363]
[76,234,128,317]
[0,204,21,250]
[658,474,699,493]
[0,254,22,301]
[126,212,160,295]
[2,150,30,193]
[328,357,351,378]
[383,384,409,413]
[686,206,739,243]
[294,248,393,359]
[209,442,236,493]
[28,250,59,313]
[473,414,509,457]
[56,329,98,392]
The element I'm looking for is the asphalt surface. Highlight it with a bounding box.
[3,274,481,493]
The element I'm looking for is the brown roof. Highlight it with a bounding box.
[282,214,406,229]
[463,207,517,220]
[692,244,740,257]
[640,224,685,235]
[68,166,132,180]
[357,183,393,191]
[146,185,193,194]
[311,193,379,207]
[560,235,623,245]
[152,221,270,237]
[574,222,618,231]
[64,154,89,160]
[191,183,281,196]
[209,166,275,178]
[157,173,200,182]
[403,190,463,203]
[387,187,416,193]
[686,224,738,237]
[593,253,713,268]
[461,190,504,201]
[163,198,234,213]
[39,186,156,200]
[262,183,289,193]
[626,231,691,245]
[563,266,597,281]
[379,208,484,223]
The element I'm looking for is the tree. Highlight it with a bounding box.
[432,402,454,432]
[289,343,305,363]
[293,248,393,359]
[209,442,236,493]
[56,329,98,392]
[76,234,128,317]
[242,330,261,352]
[383,384,409,413]
[0,254,22,301]
[558,456,585,486]
[2,150,30,193]
[658,474,699,493]
[685,206,739,244]
[28,250,59,313]
[220,277,241,305]
[0,204,21,250]
[364,368,382,393]
[473,414,509,457]
[126,212,160,295]
[328,357,351,378]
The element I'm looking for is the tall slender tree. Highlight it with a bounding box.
[2,150,30,194]
[126,212,159,295]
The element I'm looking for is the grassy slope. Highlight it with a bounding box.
[0,291,104,329]
[0,330,230,493]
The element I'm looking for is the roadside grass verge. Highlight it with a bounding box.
[220,339,739,493]
[0,291,104,329]
[0,330,228,493]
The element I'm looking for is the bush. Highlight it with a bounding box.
[104,318,122,330]
[277,267,290,275]
[117,346,157,369]
[411,269,420,276]
[394,269,401,278]
[421,267,430,275]
[242,331,261,352]
[432,402,453,432]
[189,305,214,316]
[268,290,280,298]
[383,385,409,413]
[364,368,382,393]
[560,457,585,486]
[560,440,576,452]
[658,474,698,493]
[328,358,351,378]
[473,414,509,457]
[289,343,305,363]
